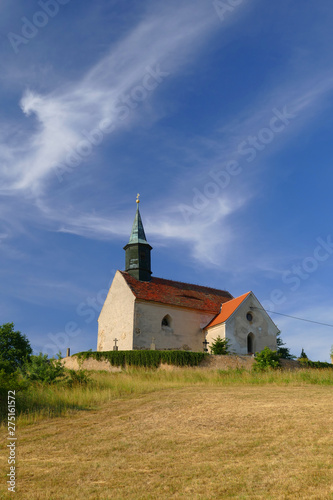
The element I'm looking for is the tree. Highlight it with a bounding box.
[210,336,231,355]
[299,348,308,359]
[0,323,32,372]
[276,332,296,359]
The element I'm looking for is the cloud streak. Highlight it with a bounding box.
[0,2,219,194]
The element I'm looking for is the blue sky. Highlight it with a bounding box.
[1,0,333,361]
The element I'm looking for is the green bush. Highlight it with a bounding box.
[76,350,206,368]
[0,366,28,393]
[20,353,66,384]
[253,347,280,372]
[299,359,333,369]
[210,336,231,355]
[64,369,90,387]
[0,366,29,423]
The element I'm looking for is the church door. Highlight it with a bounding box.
[247,333,254,354]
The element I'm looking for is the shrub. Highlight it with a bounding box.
[0,365,29,424]
[0,365,28,393]
[20,352,66,384]
[253,347,280,372]
[64,369,90,387]
[299,359,333,369]
[210,336,231,355]
[76,350,206,368]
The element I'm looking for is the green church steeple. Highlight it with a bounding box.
[124,195,152,281]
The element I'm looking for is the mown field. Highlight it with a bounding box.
[1,368,333,499]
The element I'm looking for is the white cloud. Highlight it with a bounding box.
[0,2,219,194]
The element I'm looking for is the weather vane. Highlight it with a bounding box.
[136,193,140,204]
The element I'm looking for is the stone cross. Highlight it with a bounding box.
[203,339,209,353]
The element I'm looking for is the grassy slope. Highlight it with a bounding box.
[1,369,333,499]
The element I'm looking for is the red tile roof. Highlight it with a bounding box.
[120,271,233,313]
[205,291,251,328]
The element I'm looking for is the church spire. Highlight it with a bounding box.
[123,195,152,281]
[128,194,149,245]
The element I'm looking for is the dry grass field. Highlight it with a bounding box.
[1,369,333,499]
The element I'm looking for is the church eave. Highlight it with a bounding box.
[123,241,152,250]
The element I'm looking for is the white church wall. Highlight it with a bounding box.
[134,301,215,351]
[97,271,135,351]
[225,293,278,355]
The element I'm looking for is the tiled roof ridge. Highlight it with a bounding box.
[119,271,233,297]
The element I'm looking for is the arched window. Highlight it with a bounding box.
[161,314,172,329]
[247,332,255,354]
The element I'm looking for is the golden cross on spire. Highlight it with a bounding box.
[136,193,140,204]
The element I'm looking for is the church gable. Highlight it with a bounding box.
[205,292,279,355]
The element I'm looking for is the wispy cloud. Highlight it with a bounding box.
[0,2,219,194]
[34,189,248,266]
[23,68,333,267]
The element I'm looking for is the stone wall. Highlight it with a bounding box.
[200,354,255,370]
[61,356,122,372]
[61,354,301,372]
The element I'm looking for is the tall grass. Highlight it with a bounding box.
[2,367,333,427]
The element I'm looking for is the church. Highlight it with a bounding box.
[97,199,279,354]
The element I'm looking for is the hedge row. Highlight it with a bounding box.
[299,359,333,369]
[75,350,206,368]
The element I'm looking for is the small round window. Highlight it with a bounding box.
[246,312,253,322]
